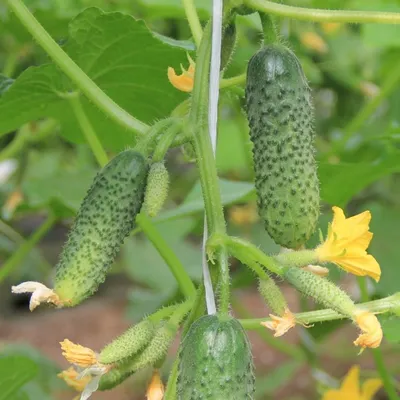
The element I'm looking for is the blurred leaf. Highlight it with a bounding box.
[319,151,400,206]
[351,1,400,48]
[256,361,301,398]
[137,0,210,19]
[0,75,13,96]
[156,179,255,222]
[381,316,400,344]
[0,8,188,150]
[21,150,96,215]
[123,217,201,318]
[367,203,400,296]
[0,356,38,400]
[1,345,61,400]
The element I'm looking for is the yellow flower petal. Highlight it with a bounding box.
[60,339,98,368]
[316,207,381,282]
[353,311,383,349]
[361,378,382,400]
[167,56,195,93]
[147,369,164,400]
[321,22,342,35]
[58,367,91,392]
[261,309,296,337]
[322,366,382,400]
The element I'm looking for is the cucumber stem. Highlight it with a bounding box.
[136,213,197,298]
[245,0,400,24]
[69,95,109,167]
[239,293,400,329]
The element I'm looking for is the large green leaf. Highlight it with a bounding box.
[138,0,210,19]
[0,7,188,150]
[319,151,400,206]
[0,356,38,400]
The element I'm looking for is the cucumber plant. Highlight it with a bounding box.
[4,0,400,399]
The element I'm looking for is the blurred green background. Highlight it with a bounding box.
[0,0,400,399]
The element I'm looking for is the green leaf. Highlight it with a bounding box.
[21,149,96,215]
[155,179,255,222]
[0,75,13,96]
[367,203,400,296]
[381,316,400,344]
[319,152,400,206]
[0,356,38,400]
[0,8,189,150]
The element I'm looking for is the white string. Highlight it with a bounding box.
[202,0,223,315]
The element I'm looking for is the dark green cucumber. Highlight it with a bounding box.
[245,44,320,249]
[54,150,149,305]
[177,315,255,400]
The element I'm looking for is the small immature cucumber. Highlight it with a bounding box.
[54,150,149,305]
[177,315,255,400]
[143,162,169,218]
[245,44,320,249]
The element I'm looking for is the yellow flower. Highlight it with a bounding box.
[147,369,164,400]
[322,365,382,400]
[60,339,98,368]
[59,339,109,400]
[316,207,381,282]
[261,308,296,337]
[353,311,383,349]
[300,31,328,53]
[167,55,195,92]
[58,367,91,392]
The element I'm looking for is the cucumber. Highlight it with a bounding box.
[177,315,255,400]
[245,44,320,249]
[143,162,169,218]
[54,150,148,305]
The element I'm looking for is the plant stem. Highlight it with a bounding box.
[136,213,196,298]
[8,0,148,137]
[152,121,183,162]
[190,23,230,315]
[357,277,399,400]
[232,297,305,360]
[212,235,284,275]
[259,12,278,44]
[220,72,246,88]
[0,214,56,283]
[69,95,109,167]
[164,356,180,400]
[245,0,400,24]
[372,348,400,400]
[182,0,203,46]
[240,293,400,329]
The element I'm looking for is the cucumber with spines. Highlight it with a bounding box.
[245,44,320,249]
[54,150,149,305]
[177,315,255,399]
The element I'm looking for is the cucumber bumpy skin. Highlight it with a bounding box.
[177,315,255,400]
[245,44,320,249]
[54,150,149,306]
